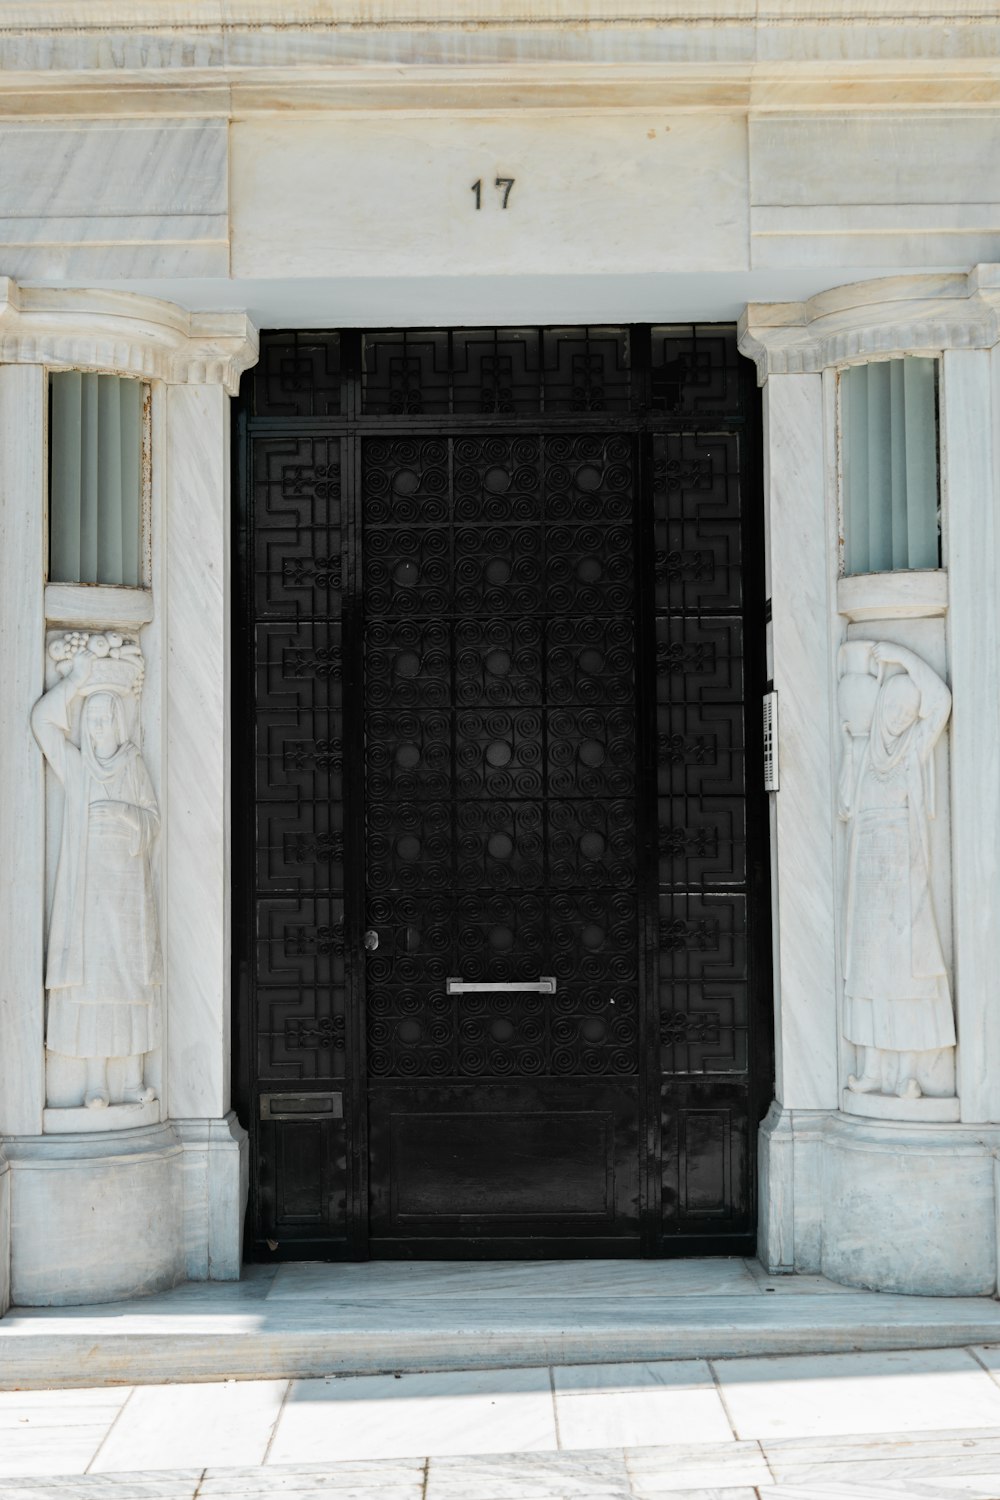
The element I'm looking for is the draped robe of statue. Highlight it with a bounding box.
[840,650,954,1057]
[33,675,162,1060]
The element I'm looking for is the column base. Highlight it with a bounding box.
[5,1124,185,1306]
[173,1112,249,1281]
[759,1102,1000,1296]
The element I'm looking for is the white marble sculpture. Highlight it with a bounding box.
[838,639,955,1101]
[32,632,162,1111]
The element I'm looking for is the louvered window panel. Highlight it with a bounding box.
[841,358,939,576]
[49,372,144,586]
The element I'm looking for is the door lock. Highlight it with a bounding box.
[363,929,380,952]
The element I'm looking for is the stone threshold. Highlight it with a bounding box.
[3,1258,1000,1390]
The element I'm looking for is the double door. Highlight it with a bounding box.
[234,326,770,1259]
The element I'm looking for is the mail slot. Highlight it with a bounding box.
[259,1092,344,1122]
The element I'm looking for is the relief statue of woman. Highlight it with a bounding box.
[32,631,161,1111]
[838,639,954,1102]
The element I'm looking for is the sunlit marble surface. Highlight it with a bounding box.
[3,1259,1000,1394]
[4,1344,1000,1497]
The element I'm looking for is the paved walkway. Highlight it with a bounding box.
[6,1261,1000,1496]
[5,1345,1000,1495]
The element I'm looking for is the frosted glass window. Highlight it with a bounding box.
[49,372,144,586]
[841,358,939,576]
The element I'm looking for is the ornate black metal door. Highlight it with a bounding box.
[234,326,771,1261]
[362,429,641,1253]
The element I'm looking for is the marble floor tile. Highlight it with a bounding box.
[266,1259,761,1302]
[425,1449,630,1498]
[267,1367,558,1464]
[916,1477,1000,1493]
[624,1439,771,1491]
[0,1384,131,1427]
[0,1427,116,1477]
[629,1490,760,1500]
[0,1480,202,1500]
[714,1348,1000,1442]
[763,1426,1000,1486]
[90,1379,288,1472]
[766,1486,987,1499]
[553,1361,734,1450]
[199,1459,427,1498]
[968,1344,1000,1383]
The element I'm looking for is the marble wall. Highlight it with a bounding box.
[0,107,996,288]
[0,119,228,280]
[744,271,1000,1295]
[1,1,1000,1305]
[0,287,255,1308]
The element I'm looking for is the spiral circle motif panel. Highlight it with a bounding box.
[364,433,639,1079]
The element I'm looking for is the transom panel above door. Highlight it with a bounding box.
[233,326,771,1261]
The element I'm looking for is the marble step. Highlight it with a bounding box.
[4,1290,1000,1389]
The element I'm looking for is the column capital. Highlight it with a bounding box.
[0,278,258,395]
[739,266,1000,384]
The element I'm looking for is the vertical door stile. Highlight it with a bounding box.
[342,331,369,1257]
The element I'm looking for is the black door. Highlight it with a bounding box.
[234,326,771,1260]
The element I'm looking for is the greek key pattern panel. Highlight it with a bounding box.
[654,432,742,615]
[656,883,749,1078]
[252,437,343,620]
[251,432,349,1081]
[650,325,745,420]
[250,330,343,419]
[655,338,750,1082]
[362,329,632,417]
[655,616,744,708]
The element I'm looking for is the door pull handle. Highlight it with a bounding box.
[446,976,557,995]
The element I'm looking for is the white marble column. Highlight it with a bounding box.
[164,383,233,1121]
[0,1147,9,1315]
[0,363,47,1139]
[945,347,1000,1124]
[763,372,840,1113]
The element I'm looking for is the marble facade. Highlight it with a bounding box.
[1,1,1000,1305]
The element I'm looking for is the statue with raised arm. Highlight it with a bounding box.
[32,631,161,1112]
[838,639,954,1102]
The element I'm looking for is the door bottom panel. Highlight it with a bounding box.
[368,1081,640,1249]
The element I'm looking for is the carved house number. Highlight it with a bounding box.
[471,177,516,209]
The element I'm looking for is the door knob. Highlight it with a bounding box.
[363,929,380,952]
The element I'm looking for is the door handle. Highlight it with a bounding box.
[446,976,557,995]
[363,929,379,952]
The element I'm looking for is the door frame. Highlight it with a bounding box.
[232,324,774,1262]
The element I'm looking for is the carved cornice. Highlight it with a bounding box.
[0,4,996,115]
[0,279,258,394]
[738,267,1000,384]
